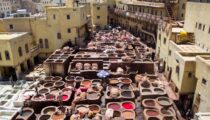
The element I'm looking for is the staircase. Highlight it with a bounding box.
[165,1,175,20]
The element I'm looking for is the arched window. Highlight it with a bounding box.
[5,50,10,60]
[25,44,29,53]
[45,39,49,48]
[18,47,23,57]
[39,39,43,48]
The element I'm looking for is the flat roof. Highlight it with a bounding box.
[178,45,205,53]
[172,27,185,33]
[0,32,28,40]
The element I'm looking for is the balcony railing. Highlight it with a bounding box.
[110,8,171,24]
[30,45,40,53]
[124,1,165,8]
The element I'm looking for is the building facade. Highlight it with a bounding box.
[0,0,12,18]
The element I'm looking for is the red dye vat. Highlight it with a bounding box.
[122,102,134,110]
[108,103,121,110]
[62,95,68,101]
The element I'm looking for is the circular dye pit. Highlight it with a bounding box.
[61,95,68,101]
[122,110,135,119]
[45,76,54,81]
[113,111,121,118]
[77,106,89,113]
[148,117,160,120]
[121,78,131,84]
[51,113,65,120]
[39,88,49,94]
[89,105,100,113]
[162,116,176,120]
[75,76,84,82]
[142,89,152,94]
[87,92,99,100]
[46,94,56,100]
[121,84,131,90]
[161,108,173,115]
[157,97,172,107]
[65,76,75,81]
[81,80,91,88]
[21,110,32,117]
[62,88,71,93]
[33,95,45,101]
[141,81,151,88]
[58,106,66,113]
[110,79,119,85]
[54,81,65,88]
[52,76,62,81]
[121,91,132,98]
[108,103,121,110]
[39,114,51,120]
[144,100,155,107]
[42,106,56,115]
[146,109,159,117]
[154,88,164,94]
[39,115,51,120]
[122,102,134,110]
[44,82,54,88]
[152,83,158,87]
[84,63,91,70]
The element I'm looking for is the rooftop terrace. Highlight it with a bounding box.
[0,32,28,40]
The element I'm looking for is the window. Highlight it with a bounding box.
[9,24,13,29]
[45,39,49,48]
[182,3,185,9]
[66,15,70,20]
[188,72,192,78]
[25,44,29,53]
[198,23,202,30]
[0,53,2,60]
[57,33,61,39]
[159,34,161,40]
[181,14,184,18]
[5,51,10,60]
[168,50,171,56]
[97,16,100,19]
[39,39,43,48]
[195,22,198,28]
[176,65,180,74]
[163,38,166,44]
[67,28,71,33]
[202,78,207,85]
[97,7,100,10]
[53,14,56,20]
[203,25,205,31]
[208,27,210,34]
[18,47,23,57]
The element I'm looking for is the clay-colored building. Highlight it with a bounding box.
[0,32,39,80]
[193,55,210,113]
[108,0,187,47]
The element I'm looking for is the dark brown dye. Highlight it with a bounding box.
[163,116,175,120]
[39,114,51,120]
[141,81,150,88]
[148,117,160,120]
[113,111,121,118]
